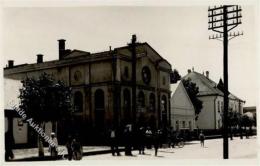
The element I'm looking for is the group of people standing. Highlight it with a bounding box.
[49,133,83,160]
[65,135,83,160]
[109,125,163,157]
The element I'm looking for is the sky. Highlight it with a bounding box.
[2,5,258,107]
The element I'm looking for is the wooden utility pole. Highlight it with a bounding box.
[208,5,243,159]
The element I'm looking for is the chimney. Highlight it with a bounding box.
[188,69,191,73]
[8,60,14,68]
[206,71,209,78]
[132,34,137,43]
[37,54,43,63]
[58,39,66,60]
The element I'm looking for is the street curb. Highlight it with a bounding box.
[8,148,125,162]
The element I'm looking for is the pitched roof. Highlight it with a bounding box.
[170,80,195,111]
[182,71,223,96]
[182,71,244,102]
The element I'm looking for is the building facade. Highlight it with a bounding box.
[170,81,196,131]
[4,36,172,142]
[183,70,245,130]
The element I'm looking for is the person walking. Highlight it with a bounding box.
[153,129,160,156]
[124,124,133,156]
[66,135,73,161]
[49,132,58,158]
[199,131,205,147]
[145,126,153,149]
[137,126,145,155]
[5,131,14,161]
[72,136,82,160]
[110,127,121,156]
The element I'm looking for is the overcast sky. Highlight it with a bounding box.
[2,5,258,107]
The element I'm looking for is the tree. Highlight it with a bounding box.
[241,114,254,137]
[18,73,72,157]
[182,78,203,120]
[227,110,240,140]
[217,78,224,93]
[170,69,181,84]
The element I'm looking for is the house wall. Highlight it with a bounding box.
[171,82,195,131]
[196,96,217,129]
[12,118,28,144]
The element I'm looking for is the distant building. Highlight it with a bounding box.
[4,36,172,143]
[170,80,196,131]
[183,70,245,130]
[243,106,256,118]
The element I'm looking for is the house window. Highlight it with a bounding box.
[218,101,220,112]
[176,121,179,130]
[189,121,192,130]
[17,119,24,126]
[183,121,186,128]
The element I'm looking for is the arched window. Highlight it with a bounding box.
[94,89,105,130]
[149,93,156,112]
[138,91,145,107]
[74,91,83,112]
[218,101,220,112]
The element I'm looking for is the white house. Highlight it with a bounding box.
[183,70,245,130]
[170,80,196,131]
[4,78,53,146]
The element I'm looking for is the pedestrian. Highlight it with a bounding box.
[72,136,82,160]
[145,126,153,149]
[153,129,160,156]
[137,126,145,155]
[168,127,174,148]
[66,135,73,161]
[199,131,205,147]
[5,131,14,161]
[124,124,133,156]
[49,132,58,158]
[110,127,120,156]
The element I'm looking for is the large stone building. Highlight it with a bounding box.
[183,69,245,130]
[4,35,172,142]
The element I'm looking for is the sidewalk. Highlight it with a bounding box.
[10,146,124,161]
